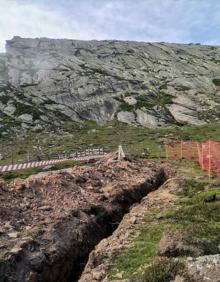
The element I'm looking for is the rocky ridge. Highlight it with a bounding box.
[1,37,220,136]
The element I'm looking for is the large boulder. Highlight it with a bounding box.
[135,109,158,128]
[18,114,33,124]
[117,111,135,125]
[167,104,205,125]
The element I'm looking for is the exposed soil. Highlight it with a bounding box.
[79,174,179,282]
[0,156,166,282]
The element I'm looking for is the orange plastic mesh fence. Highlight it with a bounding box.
[165,140,199,161]
[166,140,220,178]
[198,140,220,178]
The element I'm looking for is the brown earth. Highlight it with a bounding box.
[78,175,179,282]
[0,156,166,282]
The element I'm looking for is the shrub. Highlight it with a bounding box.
[0,95,11,104]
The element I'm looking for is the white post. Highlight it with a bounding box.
[118,145,125,160]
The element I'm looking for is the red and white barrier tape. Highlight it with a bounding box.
[0,154,106,173]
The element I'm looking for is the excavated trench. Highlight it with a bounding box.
[60,168,166,282]
[0,166,167,282]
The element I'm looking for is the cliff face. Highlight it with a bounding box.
[1,36,220,136]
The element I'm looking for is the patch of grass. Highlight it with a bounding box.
[51,110,70,121]
[172,122,220,141]
[110,224,165,279]
[212,78,220,86]
[0,95,11,104]
[14,102,42,120]
[0,115,21,139]
[0,167,45,182]
[25,225,45,238]
[181,176,219,198]
[135,257,186,282]
[159,83,168,90]
[135,93,173,109]
[182,178,206,197]
[135,95,156,109]
[118,101,134,111]
[161,188,220,256]
[117,92,173,112]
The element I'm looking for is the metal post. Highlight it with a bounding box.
[180,140,183,159]
[208,140,211,182]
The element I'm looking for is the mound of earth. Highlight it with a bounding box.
[0,156,166,282]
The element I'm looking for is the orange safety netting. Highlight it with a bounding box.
[165,140,220,178]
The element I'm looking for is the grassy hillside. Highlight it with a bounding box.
[1,120,220,165]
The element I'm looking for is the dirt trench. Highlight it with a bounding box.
[0,158,167,282]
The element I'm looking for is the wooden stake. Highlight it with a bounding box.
[118,145,125,160]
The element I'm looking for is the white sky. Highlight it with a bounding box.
[0,0,220,52]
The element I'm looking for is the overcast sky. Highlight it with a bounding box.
[0,0,220,52]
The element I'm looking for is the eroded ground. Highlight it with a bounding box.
[0,156,166,282]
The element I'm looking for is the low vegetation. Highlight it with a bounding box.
[13,101,42,120]
[118,92,173,112]
[109,161,220,281]
[136,258,186,282]
[0,95,11,104]
[1,120,220,165]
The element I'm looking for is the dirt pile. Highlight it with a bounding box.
[0,157,166,282]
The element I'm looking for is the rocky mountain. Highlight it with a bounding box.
[0,36,220,136]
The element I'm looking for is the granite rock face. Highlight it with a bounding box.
[1,36,220,135]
